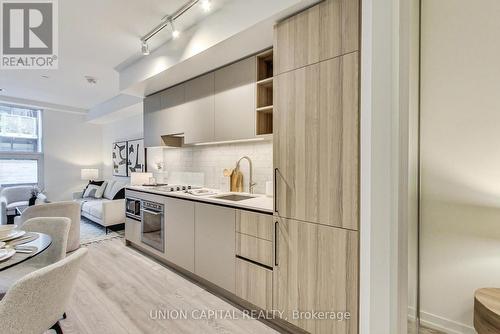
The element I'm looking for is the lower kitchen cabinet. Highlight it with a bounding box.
[194,203,236,293]
[274,217,359,334]
[165,198,195,272]
[236,233,273,267]
[236,210,274,241]
[235,258,273,310]
[125,217,141,244]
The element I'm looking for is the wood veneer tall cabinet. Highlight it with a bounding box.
[273,0,360,333]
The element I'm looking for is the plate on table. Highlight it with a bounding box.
[0,230,26,242]
[0,248,15,262]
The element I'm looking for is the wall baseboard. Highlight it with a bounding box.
[419,310,476,334]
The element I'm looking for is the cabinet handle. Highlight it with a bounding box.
[274,221,279,267]
[274,168,279,214]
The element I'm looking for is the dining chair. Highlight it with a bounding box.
[15,201,81,252]
[0,217,70,294]
[0,248,88,334]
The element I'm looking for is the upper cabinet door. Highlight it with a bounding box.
[273,218,359,334]
[143,85,185,147]
[274,0,360,75]
[214,57,256,141]
[143,94,163,147]
[319,0,359,60]
[160,84,186,136]
[274,4,320,75]
[183,73,215,144]
[274,53,359,230]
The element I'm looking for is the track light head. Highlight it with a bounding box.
[169,19,180,39]
[200,0,212,12]
[141,41,150,55]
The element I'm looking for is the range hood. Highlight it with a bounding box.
[160,134,184,148]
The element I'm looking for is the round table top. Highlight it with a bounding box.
[0,232,52,271]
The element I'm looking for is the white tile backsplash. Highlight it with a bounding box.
[146,140,273,194]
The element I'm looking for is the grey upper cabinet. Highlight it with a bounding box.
[159,83,185,136]
[143,55,259,146]
[143,84,185,147]
[214,57,256,141]
[143,94,163,147]
[183,73,215,144]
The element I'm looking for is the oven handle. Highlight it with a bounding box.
[141,209,162,216]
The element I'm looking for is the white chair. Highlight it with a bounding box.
[0,186,33,225]
[0,248,88,334]
[15,201,80,252]
[0,217,71,295]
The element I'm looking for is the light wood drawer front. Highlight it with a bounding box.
[236,258,273,310]
[236,233,273,267]
[236,211,273,241]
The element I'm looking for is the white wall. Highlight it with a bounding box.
[421,1,500,332]
[43,110,102,201]
[100,104,143,181]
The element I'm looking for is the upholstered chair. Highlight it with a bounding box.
[0,217,71,294]
[0,186,33,225]
[0,186,33,215]
[15,201,80,252]
[0,248,88,334]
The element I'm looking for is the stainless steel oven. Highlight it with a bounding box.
[125,197,141,220]
[141,200,164,252]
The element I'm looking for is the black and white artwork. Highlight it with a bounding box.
[112,141,128,177]
[127,139,144,174]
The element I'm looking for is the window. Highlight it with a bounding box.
[0,105,41,152]
[0,105,43,186]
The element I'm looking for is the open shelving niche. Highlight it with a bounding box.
[256,49,273,136]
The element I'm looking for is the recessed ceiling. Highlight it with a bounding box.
[0,0,230,111]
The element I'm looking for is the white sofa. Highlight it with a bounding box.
[73,180,127,233]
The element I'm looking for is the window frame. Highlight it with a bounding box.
[0,105,44,188]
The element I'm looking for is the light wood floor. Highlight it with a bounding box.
[59,238,278,334]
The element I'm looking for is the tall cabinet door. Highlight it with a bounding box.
[274,218,358,334]
[274,52,358,230]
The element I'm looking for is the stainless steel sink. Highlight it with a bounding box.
[213,194,256,201]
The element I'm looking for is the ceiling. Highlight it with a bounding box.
[0,0,229,111]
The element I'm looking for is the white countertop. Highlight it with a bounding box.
[126,186,273,214]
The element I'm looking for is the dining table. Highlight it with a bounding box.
[0,232,52,271]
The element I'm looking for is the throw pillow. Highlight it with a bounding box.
[83,180,104,195]
[83,184,100,198]
[95,181,108,199]
[83,181,107,199]
[112,188,125,200]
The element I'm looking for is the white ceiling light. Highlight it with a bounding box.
[170,19,180,39]
[141,41,150,55]
[200,0,212,12]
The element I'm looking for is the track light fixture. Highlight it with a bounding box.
[141,41,150,55]
[140,0,214,55]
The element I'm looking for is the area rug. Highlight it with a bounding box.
[80,217,124,245]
